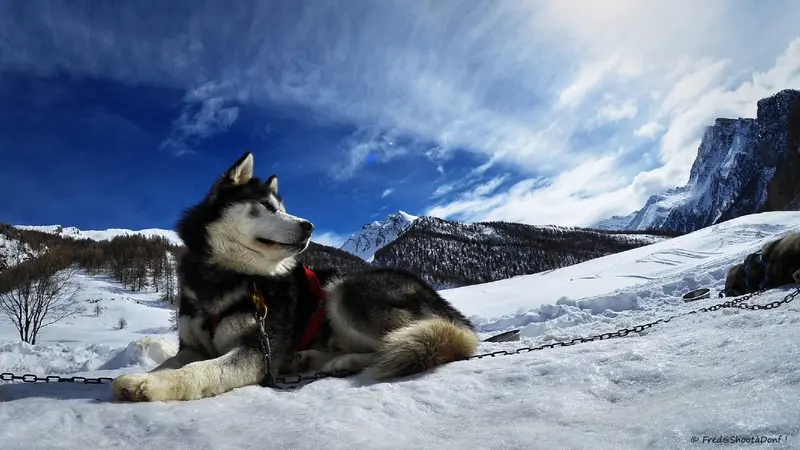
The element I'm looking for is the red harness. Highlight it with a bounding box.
[208,266,328,351]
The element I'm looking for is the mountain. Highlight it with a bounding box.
[14,225,183,246]
[371,216,674,289]
[339,211,418,261]
[760,91,800,211]
[597,89,800,232]
[297,242,371,274]
[591,210,639,230]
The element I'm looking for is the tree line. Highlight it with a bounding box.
[0,217,673,344]
[372,217,674,289]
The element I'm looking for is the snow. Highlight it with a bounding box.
[591,210,639,230]
[14,225,183,246]
[396,210,419,222]
[2,211,800,449]
[0,233,38,269]
[340,211,417,261]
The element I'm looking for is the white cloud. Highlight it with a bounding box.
[427,154,630,226]
[596,100,638,124]
[3,1,800,225]
[634,123,666,139]
[431,183,455,199]
[427,37,800,226]
[311,231,349,248]
[331,128,409,180]
[381,188,395,198]
[159,97,239,155]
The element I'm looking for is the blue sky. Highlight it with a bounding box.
[1,1,800,247]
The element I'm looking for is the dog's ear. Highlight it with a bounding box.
[225,152,255,186]
[265,175,278,196]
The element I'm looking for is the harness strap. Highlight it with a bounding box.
[295,266,328,351]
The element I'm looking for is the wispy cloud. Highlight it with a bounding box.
[595,100,638,125]
[311,230,349,248]
[381,188,395,198]
[431,183,455,199]
[634,123,666,139]
[3,1,800,225]
[331,129,410,180]
[159,98,239,155]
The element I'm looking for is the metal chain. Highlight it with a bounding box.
[2,286,797,389]
[464,286,798,362]
[255,309,277,388]
[0,373,114,384]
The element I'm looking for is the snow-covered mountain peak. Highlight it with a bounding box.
[396,210,419,222]
[596,89,800,233]
[340,211,418,261]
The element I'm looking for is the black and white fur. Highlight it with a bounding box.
[111,152,479,402]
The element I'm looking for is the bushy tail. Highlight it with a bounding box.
[364,318,479,380]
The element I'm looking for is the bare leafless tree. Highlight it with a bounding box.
[0,251,82,345]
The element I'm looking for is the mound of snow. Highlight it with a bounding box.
[100,336,177,370]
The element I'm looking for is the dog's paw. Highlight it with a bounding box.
[793,269,800,284]
[112,373,159,402]
[111,371,199,402]
[320,353,374,374]
[292,349,337,372]
[292,351,312,373]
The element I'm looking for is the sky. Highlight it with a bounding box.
[1,0,800,247]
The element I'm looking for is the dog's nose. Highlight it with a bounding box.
[300,221,314,235]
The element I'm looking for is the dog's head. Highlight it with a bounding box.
[742,252,767,288]
[177,151,314,276]
[723,263,747,297]
[724,253,768,297]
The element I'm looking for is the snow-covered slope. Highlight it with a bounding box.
[600,89,800,233]
[339,210,418,261]
[591,210,639,230]
[0,231,38,270]
[1,211,799,449]
[15,225,183,246]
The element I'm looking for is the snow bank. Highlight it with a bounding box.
[99,336,177,370]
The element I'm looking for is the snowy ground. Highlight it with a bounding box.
[1,211,799,450]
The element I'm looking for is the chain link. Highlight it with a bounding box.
[255,309,277,388]
[2,286,797,389]
[0,372,114,384]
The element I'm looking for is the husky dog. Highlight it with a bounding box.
[723,232,800,297]
[111,152,478,402]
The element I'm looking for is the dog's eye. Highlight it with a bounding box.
[261,201,277,213]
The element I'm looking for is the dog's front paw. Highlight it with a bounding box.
[112,373,159,402]
[793,269,800,284]
[112,371,198,402]
[292,349,337,372]
[292,351,312,373]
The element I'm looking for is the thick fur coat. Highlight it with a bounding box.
[111,152,478,402]
[724,232,800,297]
